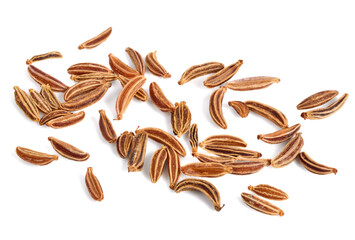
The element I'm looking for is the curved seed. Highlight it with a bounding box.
[67,62,113,75]
[14,86,40,122]
[16,147,58,165]
[29,89,52,114]
[85,167,104,201]
[245,100,288,128]
[99,109,117,143]
[226,76,280,91]
[108,53,140,78]
[201,145,262,158]
[78,27,112,50]
[28,65,68,92]
[46,111,85,128]
[167,147,181,189]
[225,161,267,175]
[301,93,348,120]
[241,193,284,216]
[39,110,71,126]
[116,131,134,158]
[125,47,145,75]
[145,51,171,78]
[193,152,271,165]
[209,86,228,129]
[64,79,106,101]
[40,84,61,110]
[178,62,225,85]
[70,72,118,82]
[174,178,224,211]
[271,133,304,168]
[298,152,337,175]
[228,101,249,118]
[203,60,243,88]
[248,184,288,200]
[149,82,175,112]
[258,123,301,144]
[188,124,199,153]
[181,162,232,178]
[118,75,148,102]
[200,134,247,148]
[128,132,148,172]
[48,137,89,161]
[26,51,62,65]
[171,101,192,137]
[297,90,339,110]
[115,75,146,120]
[135,127,186,157]
[150,146,168,183]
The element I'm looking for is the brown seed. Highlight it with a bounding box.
[16,146,58,166]
[248,184,289,200]
[150,146,168,183]
[63,79,107,101]
[70,72,118,82]
[125,47,145,75]
[201,145,262,158]
[167,147,181,189]
[271,133,304,168]
[225,161,267,175]
[14,86,40,122]
[116,131,134,159]
[297,90,339,110]
[48,137,90,161]
[301,93,349,120]
[209,86,228,129]
[171,101,192,137]
[193,152,271,166]
[26,51,63,65]
[181,162,232,178]
[298,152,337,175]
[108,53,140,78]
[28,89,52,114]
[228,101,250,118]
[39,110,72,126]
[115,75,146,120]
[257,123,301,144]
[46,111,85,129]
[203,60,243,88]
[117,75,149,102]
[128,132,148,172]
[174,178,224,211]
[245,100,288,128]
[149,82,175,112]
[85,167,104,201]
[99,109,117,143]
[28,65,68,92]
[40,84,62,110]
[145,51,171,78]
[178,62,225,85]
[67,62,113,76]
[241,192,284,216]
[78,27,112,50]
[188,124,199,153]
[226,76,280,91]
[199,134,247,148]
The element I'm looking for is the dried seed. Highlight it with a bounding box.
[188,124,199,153]
[209,86,228,129]
[193,152,271,166]
[241,193,284,216]
[149,82,175,112]
[85,167,104,201]
[199,134,247,148]
[167,147,181,189]
[128,132,148,172]
[181,162,232,178]
[145,51,171,78]
[298,152,337,175]
[203,60,243,88]
[40,84,62,110]
[201,145,262,158]
[125,47,145,75]
[64,79,106,101]
[301,93,349,120]
[245,100,288,128]
[78,27,112,50]
[16,146,58,165]
[108,53,140,78]
[226,76,280,91]
[48,137,90,161]
[46,111,85,128]
[39,110,72,126]
[115,75,146,120]
[257,123,301,144]
[116,131,134,158]
[118,75,149,102]
[228,101,249,118]
[150,146,168,183]
[26,51,63,65]
[178,62,225,85]
[248,184,289,200]
[99,109,117,143]
[297,90,339,110]
[70,72,118,82]
[67,62,113,75]
[28,65,68,92]
[174,178,224,211]
[135,127,186,157]
[271,133,304,168]
[171,101,192,137]
[28,89,52,114]
[14,86,40,122]
[225,161,267,175]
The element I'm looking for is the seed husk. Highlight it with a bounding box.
[171,101,192,137]
[226,76,280,91]
[28,88,52,114]
[225,161,268,175]
[271,133,304,168]
[203,60,243,88]
[257,123,301,144]
[298,152,337,175]
[166,147,181,189]
[16,146,58,166]
[26,51,63,65]
[145,51,171,78]
[188,124,199,153]
[178,62,224,85]
[181,162,233,178]
[78,27,112,50]
[28,65,68,92]
[200,134,247,148]
[85,167,104,201]
[149,82,175,112]
[99,109,117,143]
[70,72,118,82]
[241,192,284,216]
[228,101,249,118]
[128,132,148,172]
[64,79,107,101]
[67,62,113,76]
[14,86,40,122]
[116,131,134,159]
[109,53,140,78]
[40,84,62,110]
[117,75,149,102]
[248,184,289,200]
[297,90,339,110]
[39,110,72,126]
[209,86,228,129]
[125,47,145,75]
[46,111,85,129]
[150,146,168,183]
[48,137,90,161]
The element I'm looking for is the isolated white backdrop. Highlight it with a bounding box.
[1,1,354,239]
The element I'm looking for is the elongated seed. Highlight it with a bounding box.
[209,86,228,129]
[64,79,106,101]
[116,131,134,159]
[48,137,90,161]
[193,152,271,165]
[29,89,52,113]
[40,84,62,110]
[118,75,149,102]
[200,134,247,148]
[150,146,168,183]
[257,123,301,144]
[67,62,113,75]
[298,152,337,175]
[149,82,175,112]
[167,147,181,189]
[203,60,243,88]
[70,72,118,82]
[181,162,232,178]
[16,146,58,165]
[128,132,148,172]
[28,65,68,92]
[226,76,280,91]
[39,110,72,126]
[201,145,262,158]
[46,111,85,128]
[125,47,145,75]
[14,86,40,122]
[271,133,304,168]
[109,53,140,78]
[248,184,289,200]
[241,193,284,216]
[145,51,171,78]
[297,90,339,110]
[228,101,249,118]
[26,51,63,65]
[225,161,267,175]
[188,124,199,153]
[178,62,224,85]
[85,167,104,201]
[171,101,192,137]
[99,109,117,143]
[78,27,112,50]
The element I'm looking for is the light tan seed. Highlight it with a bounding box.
[298,152,337,175]
[301,93,349,120]
[39,110,72,126]
[40,84,62,110]
[257,123,301,144]
[85,167,104,201]
[203,60,243,88]
[167,147,181,189]
[193,152,271,166]
[46,111,85,129]
[64,79,106,101]
[116,131,134,159]
[241,192,284,216]
[297,90,339,110]
[209,86,228,129]
[226,76,280,91]
[200,134,247,148]
[48,137,90,161]
[174,178,224,211]
[150,146,168,183]
[188,124,199,153]
[99,109,117,143]
[67,62,113,75]
[225,161,268,175]
[171,101,192,137]
[228,101,250,118]
[26,51,63,65]
[70,72,118,82]
[108,53,140,78]
[201,145,262,158]
[125,47,145,75]
[271,133,304,168]
[28,89,52,114]
[245,100,288,128]
[181,162,233,178]
[14,86,40,122]
[16,146,58,166]
[28,65,68,92]
[178,62,225,85]
[149,82,175,112]
[128,132,148,172]
[117,75,149,102]
[78,27,112,50]
[248,184,289,200]
[145,51,171,78]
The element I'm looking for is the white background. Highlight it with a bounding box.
[1,1,354,239]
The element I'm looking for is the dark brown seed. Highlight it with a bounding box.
[78,27,112,50]
[117,75,149,102]
[26,51,63,65]
[145,51,171,78]
[28,65,68,92]
[248,184,289,200]
[203,60,243,88]
[67,62,113,76]
[201,145,262,158]
[125,47,145,75]
[109,53,140,78]
[40,84,62,110]
[99,109,117,143]
[225,161,267,175]
[297,90,339,110]
[85,167,104,201]
[271,133,304,168]
[178,62,225,85]
[116,131,134,159]
[63,80,106,101]
[46,111,85,129]
[298,152,337,175]
[241,193,284,216]
[228,101,249,118]
[150,146,168,183]
[14,86,40,122]
[257,123,301,144]
[188,124,199,153]
[166,147,181,189]
[171,101,192,137]
[48,137,90,161]
[181,162,233,178]
[209,86,228,129]
[39,110,72,126]
[149,82,175,112]
[128,132,148,172]
[28,89,52,114]
[16,146,58,166]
